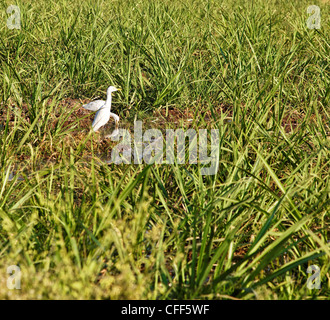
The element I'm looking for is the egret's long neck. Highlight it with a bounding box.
[105,92,112,109]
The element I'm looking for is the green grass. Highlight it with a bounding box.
[0,0,329,299]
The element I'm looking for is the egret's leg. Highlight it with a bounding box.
[110,112,120,129]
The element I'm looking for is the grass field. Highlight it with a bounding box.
[0,0,329,299]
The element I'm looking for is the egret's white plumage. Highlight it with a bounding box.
[83,86,120,132]
[83,100,105,111]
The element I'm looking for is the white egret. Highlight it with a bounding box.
[83,86,120,132]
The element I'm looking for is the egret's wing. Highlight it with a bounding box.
[92,109,102,127]
[83,100,105,111]
[92,108,110,131]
